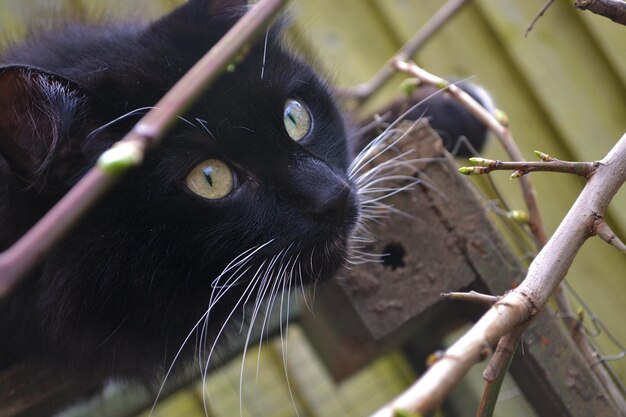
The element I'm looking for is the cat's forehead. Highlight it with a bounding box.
[164,44,349,180]
[188,42,336,135]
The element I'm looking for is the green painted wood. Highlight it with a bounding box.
[288,0,400,86]
[567,0,626,88]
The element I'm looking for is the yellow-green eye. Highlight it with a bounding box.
[185,159,234,199]
[283,99,311,141]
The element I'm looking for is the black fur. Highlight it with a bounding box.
[0,0,358,378]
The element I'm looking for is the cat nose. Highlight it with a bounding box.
[307,180,351,221]
[286,157,353,224]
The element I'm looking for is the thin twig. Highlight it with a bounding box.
[482,324,527,383]
[476,325,524,417]
[369,132,626,417]
[459,155,599,179]
[441,291,499,307]
[0,0,289,298]
[339,0,471,105]
[525,0,556,37]
[592,216,626,253]
[575,0,626,25]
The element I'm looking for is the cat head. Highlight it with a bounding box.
[0,0,360,375]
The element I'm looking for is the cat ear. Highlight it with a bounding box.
[0,66,86,184]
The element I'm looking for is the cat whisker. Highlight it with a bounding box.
[279,256,300,417]
[200,262,257,398]
[357,174,422,192]
[195,118,215,139]
[296,251,314,313]
[255,248,290,381]
[352,150,417,184]
[349,123,408,168]
[88,106,197,139]
[350,82,471,178]
[350,236,376,243]
[348,130,404,179]
[87,107,152,139]
[358,183,419,206]
[151,240,273,416]
[351,251,383,262]
[201,257,267,417]
[210,239,275,289]
[238,256,277,416]
[151,306,212,416]
[349,116,425,179]
[260,26,270,80]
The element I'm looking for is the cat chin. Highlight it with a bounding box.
[306,235,351,282]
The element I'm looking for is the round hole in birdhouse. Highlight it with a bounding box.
[381,243,406,270]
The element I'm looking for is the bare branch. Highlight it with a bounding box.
[339,0,471,104]
[369,132,626,417]
[441,291,499,307]
[575,0,626,25]
[0,0,289,298]
[525,0,556,37]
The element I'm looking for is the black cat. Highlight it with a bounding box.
[0,0,360,378]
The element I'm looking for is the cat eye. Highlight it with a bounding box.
[185,159,234,199]
[283,99,311,141]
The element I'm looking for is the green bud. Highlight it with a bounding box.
[394,409,423,417]
[576,307,585,322]
[435,79,449,90]
[493,108,509,126]
[469,157,492,166]
[97,142,144,174]
[399,78,420,96]
[534,150,551,161]
[507,210,529,223]
[459,166,486,175]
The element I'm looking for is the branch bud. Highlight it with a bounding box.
[507,210,529,224]
[399,78,420,96]
[469,157,493,166]
[458,166,487,175]
[98,141,144,174]
[394,409,423,417]
[534,150,553,161]
[493,108,509,126]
